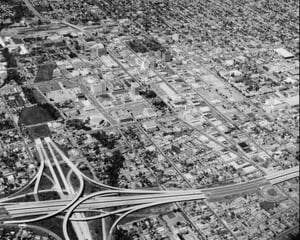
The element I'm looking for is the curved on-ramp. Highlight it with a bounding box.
[4,139,85,225]
[1,137,298,240]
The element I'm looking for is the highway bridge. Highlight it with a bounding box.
[0,137,298,240]
[1,167,298,219]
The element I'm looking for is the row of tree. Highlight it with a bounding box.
[38,103,60,120]
[66,119,91,131]
[0,48,24,88]
[91,131,116,149]
[22,87,38,104]
[106,150,125,187]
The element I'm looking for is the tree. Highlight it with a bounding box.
[0,48,25,88]
[2,48,17,68]
[38,103,60,120]
[106,150,126,187]
[91,131,116,149]
[66,119,91,131]
[22,87,38,104]
[113,228,132,240]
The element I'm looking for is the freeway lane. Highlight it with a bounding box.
[8,193,206,219]
[6,179,265,213]
[45,138,92,240]
[38,141,62,193]
[33,140,46,201]
[270,172,299,185]
[6,191,205,213]
[1,135,298,225]
[3,139,85,233]
[3,179,269,213]
[3,166,298,208]
[3,166,298,219]
[266,167,299,180]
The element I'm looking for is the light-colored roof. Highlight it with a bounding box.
[284,95,299,106]
[243,165,257,174]
[275,48,294,58]
[159,82,176,98]
[142,120,157,130]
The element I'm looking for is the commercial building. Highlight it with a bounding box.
[90,80,107,95]
[142,120,158,132]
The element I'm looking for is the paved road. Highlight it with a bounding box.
[23,0,44,20]
[3,166,298,219]
[45,138,92,240]
[79,82,117,125]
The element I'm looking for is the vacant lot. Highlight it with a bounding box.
[35,63,56,83]
[25,124,51,140]
[18,105,55,126]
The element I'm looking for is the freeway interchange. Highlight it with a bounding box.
[0,137,298,240]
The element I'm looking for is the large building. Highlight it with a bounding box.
[90,43,107,58]
[90,80,107,95]
[131,82,140,95]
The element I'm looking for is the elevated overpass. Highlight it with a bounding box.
[2,166,298,220]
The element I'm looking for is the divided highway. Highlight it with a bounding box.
[0,137,298,240]
[2,164,298,220]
